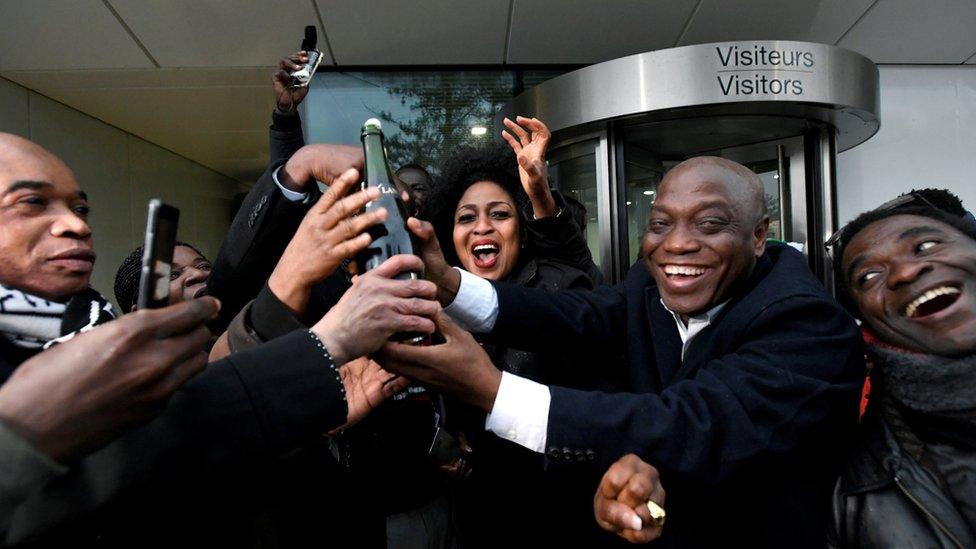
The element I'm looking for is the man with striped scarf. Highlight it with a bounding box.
[0,132,431,546]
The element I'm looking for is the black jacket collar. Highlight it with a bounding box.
[840,410,975,547]
[643,247,777,384]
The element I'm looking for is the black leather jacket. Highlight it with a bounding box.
[829,412,976,548]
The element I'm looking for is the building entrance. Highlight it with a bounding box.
[499,41,880,288]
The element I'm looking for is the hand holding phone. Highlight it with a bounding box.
[289,26,323,87]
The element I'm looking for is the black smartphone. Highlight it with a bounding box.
[289,25,322,87]
[137,200,180,310]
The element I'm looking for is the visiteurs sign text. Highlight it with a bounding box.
[715,43,815,96]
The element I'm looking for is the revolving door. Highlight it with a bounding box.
[498,41,880,288]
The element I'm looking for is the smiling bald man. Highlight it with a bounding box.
[380,156,866,547]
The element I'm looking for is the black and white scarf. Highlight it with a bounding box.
[0,283,116,350]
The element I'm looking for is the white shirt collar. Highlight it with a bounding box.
[660,299,729,360]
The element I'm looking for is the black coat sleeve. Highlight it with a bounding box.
[545,295,864,484]
[207,165,320,331]
[268,111,305,167]
[225,283,308,353]
[523,191,604,285]
[4,329,346,545]
[206,112,311,330]
[488,279,629,352]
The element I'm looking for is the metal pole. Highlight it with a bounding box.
[803,125,838,293]
[820,127,839,294]
[776,144,792,241]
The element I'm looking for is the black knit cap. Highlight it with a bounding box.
[113,241,207,313]
[831,188,976,312]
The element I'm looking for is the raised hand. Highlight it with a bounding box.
[311,254,440,366]
[0,298,219,462]
[278,143,364,193]
[594,454,666,544]
[268,168,385,317]
[272,50,311,113]
[502,116,557,219]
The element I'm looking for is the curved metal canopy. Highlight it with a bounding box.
[500,40,880,151]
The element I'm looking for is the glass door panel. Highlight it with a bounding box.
[620,142,679,262]
[548,138,603,272]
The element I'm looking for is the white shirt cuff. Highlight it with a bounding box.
[485,372,550,453]
[272,166,310,203]
[443,268,498,333]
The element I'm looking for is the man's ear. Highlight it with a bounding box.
[754,215,771,257]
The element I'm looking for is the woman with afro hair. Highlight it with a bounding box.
[424,116,626,547]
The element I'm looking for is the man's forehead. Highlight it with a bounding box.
[656,161,761,214]
[848,214,962,253]
[655,178,736,210]
[0,146,78,196]
[841,214,975,273]
[663,161,742,191]
[0,170,81,195]
[398,169,430,186]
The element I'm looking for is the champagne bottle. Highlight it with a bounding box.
[356,118,426,343]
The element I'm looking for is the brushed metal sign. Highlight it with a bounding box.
[503,41,880,151]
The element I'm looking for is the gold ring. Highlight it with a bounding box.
[646,499,666,528]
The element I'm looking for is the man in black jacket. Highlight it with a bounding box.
[0,133,438,546]
[828,189,976,548]
[380,156,866,547]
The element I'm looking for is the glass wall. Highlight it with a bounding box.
[302,68,568,174]
[302,71,808,283]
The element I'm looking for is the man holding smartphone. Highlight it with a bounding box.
[0,132,440,546]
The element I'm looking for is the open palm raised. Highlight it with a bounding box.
[502,116,558,219]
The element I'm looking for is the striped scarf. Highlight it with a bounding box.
[0,283,116,349]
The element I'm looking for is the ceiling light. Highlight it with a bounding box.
[626,201,632,206]
[642,190,655,196]
[773,174,780,179]
[470,126,487,136]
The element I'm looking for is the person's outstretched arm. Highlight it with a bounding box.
[5,256,436,545]
[207,143,362,330]
[409,216,628,352]
[269,50,310,166]
[377,293,864,484]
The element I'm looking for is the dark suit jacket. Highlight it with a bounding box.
[486,243,866,548]
[207,112,331,331]
[1,329,348,547]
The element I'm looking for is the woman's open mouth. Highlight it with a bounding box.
[903,285,962,319]
[471,240,500,269]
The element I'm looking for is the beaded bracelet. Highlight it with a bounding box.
[306,330,344,400]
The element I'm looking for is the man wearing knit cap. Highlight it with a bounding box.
[829,188,976,548]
